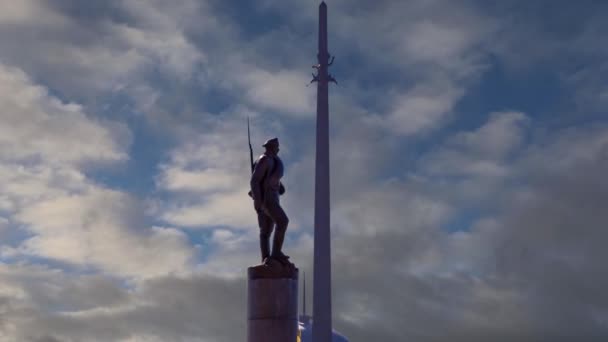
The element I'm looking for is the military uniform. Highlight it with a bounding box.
[250,139,289,262]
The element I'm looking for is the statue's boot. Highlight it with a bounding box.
[260,234,270,263]
[271,229,290,262]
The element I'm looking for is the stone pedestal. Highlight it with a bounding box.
[247,264,298,342]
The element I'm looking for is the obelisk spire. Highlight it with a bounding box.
[312,1,335,342]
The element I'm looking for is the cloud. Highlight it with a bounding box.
[383,77,465,136]
[0,0,205,102]
[0,64,195,278]
[160,190,255,229]
[467,125,608,337]
[323,120,608,341]
[16,189,195,278]
[240,69,315,117]
[325,0,498,137]
[419,111,529,178]
[0,0,607,341]
[0,0,65,26]
[0,64,129,166]
[0,264,247,341]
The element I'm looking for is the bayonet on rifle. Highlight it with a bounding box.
[248,117,254,173]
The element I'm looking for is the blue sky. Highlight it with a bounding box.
[1,0,607,341]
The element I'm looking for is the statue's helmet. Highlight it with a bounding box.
[262,137,279,148]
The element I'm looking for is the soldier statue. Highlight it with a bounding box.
[250,137,290,265]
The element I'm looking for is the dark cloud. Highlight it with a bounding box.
[325,123,608,341]
[0,266,247,341]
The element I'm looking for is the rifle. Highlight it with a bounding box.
[248,118,254,198]
[248,117,254,173]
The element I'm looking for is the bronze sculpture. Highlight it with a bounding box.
[250,137,290,265]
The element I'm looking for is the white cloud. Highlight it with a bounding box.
[0,64,129,166]
[16,189,194,278]
[0,0,206,102]
[384,78,465,135]
[324,0,498,138]
[0,64,195,278]
[160,190,255,229]
[419,111,529,178]
[403,20,477,65]
[519,123,608,179]
[241,69,315,116]
[453,111,529,158]
[0,0,65,25]
[159,167,241,194]
[107,18,204,81]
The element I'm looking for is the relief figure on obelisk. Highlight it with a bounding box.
[249,137,290,265]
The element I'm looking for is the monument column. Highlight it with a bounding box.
[313,2,335,342]
[247,266,299,342]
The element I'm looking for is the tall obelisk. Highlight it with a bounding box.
[312,2,335,342]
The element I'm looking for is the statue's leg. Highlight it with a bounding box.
[257,211,274,262]
[264,194,289,259]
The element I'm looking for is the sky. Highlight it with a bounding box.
[0,0,607,341]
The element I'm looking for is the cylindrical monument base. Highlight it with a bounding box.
[247,265,298,342]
